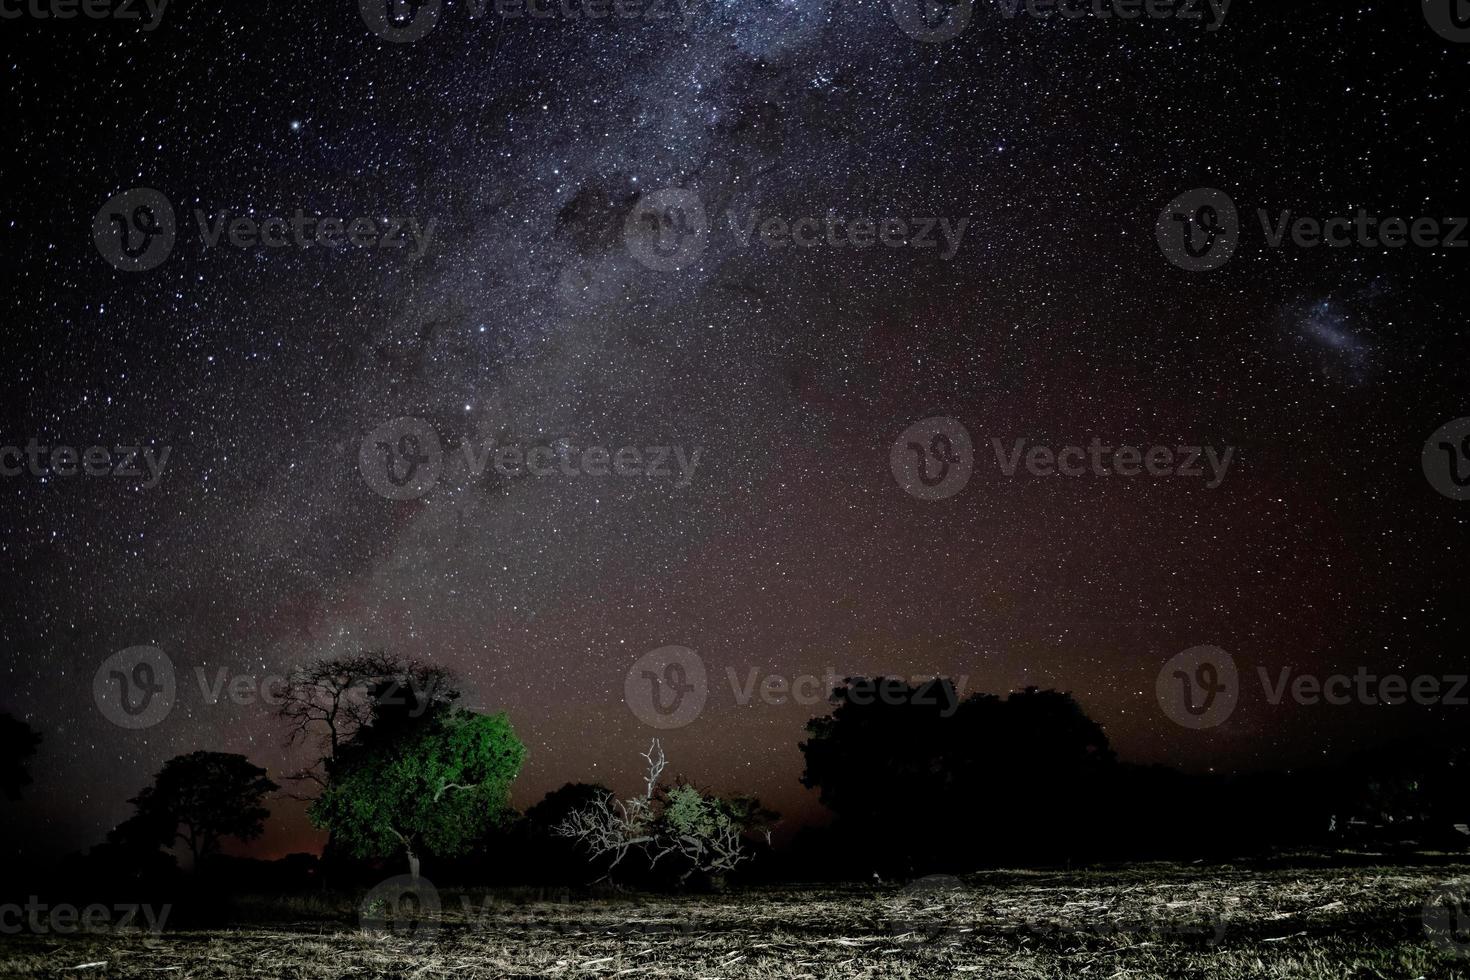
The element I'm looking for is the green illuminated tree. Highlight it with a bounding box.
[309,708,525,879]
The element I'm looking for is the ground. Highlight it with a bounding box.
[5,863,1470,978]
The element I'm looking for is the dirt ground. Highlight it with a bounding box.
[4,862,1470,978]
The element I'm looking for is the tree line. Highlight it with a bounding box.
[3,655,1467,903]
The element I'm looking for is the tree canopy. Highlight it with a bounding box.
[800,681,1114,870]
[277,651,458,789]
[309,707,525,878]
[111,751,278,868]
[0,712,41,801]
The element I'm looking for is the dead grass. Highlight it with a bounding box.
[4,863,1470,978]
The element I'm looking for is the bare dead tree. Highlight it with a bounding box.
[641,739,666,798]
[554,740,772,886]
[276,651,456,794]
[553,741,663,877]
[645,788,756,882]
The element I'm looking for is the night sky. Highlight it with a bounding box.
[3,0,1468,861]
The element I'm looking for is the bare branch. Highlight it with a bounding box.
[640,739,666,801]
[554,740,765,885]
[274,651,459,792]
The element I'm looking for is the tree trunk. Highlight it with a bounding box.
[406,844,420,882]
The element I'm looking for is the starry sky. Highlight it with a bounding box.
[3,0,1468,860]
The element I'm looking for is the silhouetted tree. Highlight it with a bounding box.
[526,783,615,832]
[471,782,619,885]
[115,751,278,870]
[1330,737,1470,846]
[0,713,41,800]
[800,681,1114,871]
[276,651,457,792]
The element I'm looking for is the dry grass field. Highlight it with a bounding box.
[4,863,1470,979]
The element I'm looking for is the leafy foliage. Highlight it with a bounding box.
[309,708,525,874]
